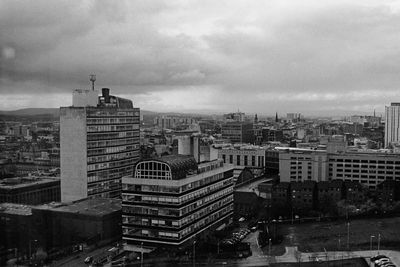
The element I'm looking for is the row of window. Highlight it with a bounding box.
[87,117,138,124]
[87,110,139,117]
[332,164,400,169]
[123,194,233,229]
[87,130,139,141]
[87,124,139,133]
[222,154,265,167]
[88,145,139,156]
[88,138,139,149]
[87,158,136,171]
[88,166,132,183]
[123,204,233,240]
[332,169,400,175]
[123,178,232,205]
[122,184,180,193]
[329,158,400,164]
[87,178,120,195]
[88,151,138,164]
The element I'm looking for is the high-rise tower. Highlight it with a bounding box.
[385,103,400,148]
[60,87,140,202]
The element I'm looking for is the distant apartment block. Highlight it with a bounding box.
[221,122,254,144]
[60,88,140,202]
[122,156,234,248]
[0,176,60,205]
[385,102,400,148]
[278,147,400,189]
[154,116,197,129]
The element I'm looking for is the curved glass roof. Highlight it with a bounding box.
[136,155,198,180]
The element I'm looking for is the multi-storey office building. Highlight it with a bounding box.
[60,88,140,202]
[121,155,234,248]
[218,145,266,169]
[221,122,254,144]
[385,102,400,148]
[279,147,400,189]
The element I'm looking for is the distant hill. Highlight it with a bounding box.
[0,108,159,117]
[0,108,60,116]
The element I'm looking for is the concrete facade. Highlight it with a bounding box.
[385,103,400,148]
[60,108,88,202]
[278,147,400,189]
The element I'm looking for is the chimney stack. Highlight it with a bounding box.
[102,88,110,103]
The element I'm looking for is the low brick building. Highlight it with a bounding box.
[291,181,317,212]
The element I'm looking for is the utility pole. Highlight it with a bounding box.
[347,222,350,251]
[377,234,381,255]
[193,240,196,267]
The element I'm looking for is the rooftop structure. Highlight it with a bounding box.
[0,202,32,216]
[0,176,60,205]
[34,197,121,217]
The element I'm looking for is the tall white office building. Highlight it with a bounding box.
[60,88,140,202]
[385,103,400,148]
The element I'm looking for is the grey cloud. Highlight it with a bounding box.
[1,0,400,114]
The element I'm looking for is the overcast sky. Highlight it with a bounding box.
[1,0,400,115]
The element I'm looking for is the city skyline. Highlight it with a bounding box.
[2,0,400,114]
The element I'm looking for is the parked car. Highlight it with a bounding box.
[84,256,93,264]
[375,258,391,266]
[371,255,388,262]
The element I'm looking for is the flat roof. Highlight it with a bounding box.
[0,176,60,190]
[235,178,273,193]
[0,203,32,216]
[34,198,121,216]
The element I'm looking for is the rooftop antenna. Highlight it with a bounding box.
[89,74,96,91]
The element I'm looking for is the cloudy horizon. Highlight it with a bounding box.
[1,0,400,115]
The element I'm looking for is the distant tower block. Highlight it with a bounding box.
[89,74,96,91]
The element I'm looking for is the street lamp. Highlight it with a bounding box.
[268,238,272,257]
[370,235,375,251]
[377,234,381,255]
[193,240,196,267]
[140,242,144,267]
[29,239,37,261]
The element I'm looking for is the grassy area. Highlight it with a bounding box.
[276,217,400,253]
[271,257,368,267]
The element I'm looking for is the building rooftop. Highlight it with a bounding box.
[34,198,121,216]
[291,180,316,190]
[235,178,273,194]
[0,176,60,190]
[317,180,343,190]
[0,203,32,216]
